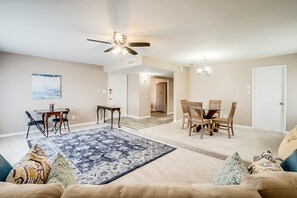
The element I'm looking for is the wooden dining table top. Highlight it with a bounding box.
[34,108,68,114]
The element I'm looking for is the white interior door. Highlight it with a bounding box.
[107,73,127,117]
[252,65,286,132]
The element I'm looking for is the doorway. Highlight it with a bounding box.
[252,65,286,132]
[107,73,127,117]
[150,77,174,116]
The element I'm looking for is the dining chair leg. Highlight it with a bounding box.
[231,122,234,136]
[200,125,204,139]
[51,122,58,132]
[66,121,70,132]
[208,123,211,136]
[227,126,231,138]
[189,124,193,136]
[182,117,185,129]
[26,126,30,139]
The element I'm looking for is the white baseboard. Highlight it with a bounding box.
[0,121,100,138]
[0,129,40,138]
[174,119,182,123]
[233,124,252,129]
[127,115,151,119]
[70,121,97,127]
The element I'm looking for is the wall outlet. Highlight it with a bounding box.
[72,115,75,120]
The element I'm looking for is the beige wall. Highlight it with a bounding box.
[127,73,151,118]
[127,74,140,117]
[0,52,107,134]
[188,53,297,130]
[174,68,189,121]
[139,74,151,118]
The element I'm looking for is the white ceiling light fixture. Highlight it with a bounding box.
[196,57,212,76]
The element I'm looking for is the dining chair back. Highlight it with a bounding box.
[211,102,237,138]
[187,102,203,118]
[51,108,70,132]
[25,111,45,139]
[180,100,189,129]
[228,102,237,122]
[209,100,222,118]
[188,102,211,139]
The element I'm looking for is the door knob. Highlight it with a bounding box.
[279,102,284,105]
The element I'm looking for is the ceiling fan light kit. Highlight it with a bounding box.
[87,31,150,56]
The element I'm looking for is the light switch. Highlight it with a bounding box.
[102,90,106,94]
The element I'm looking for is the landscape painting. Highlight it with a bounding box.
[32,74,61,99]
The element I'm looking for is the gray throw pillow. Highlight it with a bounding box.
[213,152,248,185]
[46,153,77,188]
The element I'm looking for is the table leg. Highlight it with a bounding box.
[59,113,62,135]
[111,110,114,129]
[44,113,49,137]
[97,107,99,124]
[103,109,106,123]
[118,110,121,128]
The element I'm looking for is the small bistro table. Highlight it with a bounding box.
[34,108,68,136]
[96,105,121,129]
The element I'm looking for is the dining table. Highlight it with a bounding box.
[34,108,68,136]
[194,107,222,135]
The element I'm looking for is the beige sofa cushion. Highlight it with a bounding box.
[61,183,261,198]
[241,172,297,198]
[0,182,64,198]
[278,125,297,160]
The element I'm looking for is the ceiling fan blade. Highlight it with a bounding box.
[124,46,138,55]
[87,39,111,45]
[128,42,150,47]
[104,47,115,52]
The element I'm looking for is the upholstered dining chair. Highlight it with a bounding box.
[209,100,222,118]
[51,108,70,132]
[25,111,45,139]
[211,102,237,138]
[188,102,211,139]
[180,100,190,129]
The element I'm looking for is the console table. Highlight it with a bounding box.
[97,105,121,129]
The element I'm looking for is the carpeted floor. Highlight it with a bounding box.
[130,121,285,164]
[0,118,286,184]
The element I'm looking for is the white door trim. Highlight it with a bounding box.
[252,65,287,132]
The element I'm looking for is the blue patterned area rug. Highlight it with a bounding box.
[27,126,175,185]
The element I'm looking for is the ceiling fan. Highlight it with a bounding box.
[87,31,150,55]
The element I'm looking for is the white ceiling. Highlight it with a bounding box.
[1,0,297,71]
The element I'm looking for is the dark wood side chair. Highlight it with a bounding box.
[211,102,237,138]
[51,108,70,132]
[25,111,46,139]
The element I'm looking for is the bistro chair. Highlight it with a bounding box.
[188,103,211,139]
[25,111,45,139]
[180,100,190,129]
[212,102,237,138]
[51,108,70,132]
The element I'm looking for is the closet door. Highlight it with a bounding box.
[155,82,167,113]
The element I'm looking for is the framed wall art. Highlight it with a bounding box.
[32,73,61,99]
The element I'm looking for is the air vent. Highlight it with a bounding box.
[127,58,136,66]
